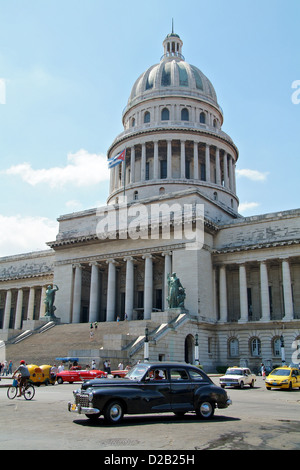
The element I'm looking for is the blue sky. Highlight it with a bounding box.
[0,0,299,256]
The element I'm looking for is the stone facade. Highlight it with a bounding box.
[0,31,299,372]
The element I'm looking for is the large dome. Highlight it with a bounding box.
[125,32,220,115]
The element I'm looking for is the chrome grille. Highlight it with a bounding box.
[75,393,89,407]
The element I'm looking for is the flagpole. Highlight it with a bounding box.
[123,150,126,199]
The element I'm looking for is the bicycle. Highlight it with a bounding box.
[7,378,35,400]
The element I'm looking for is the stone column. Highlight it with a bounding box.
[228,155,234,191]
[205,144,210,182]
[281,258,294,320]
[219,266,227,322]
[143,254,153,320]
[153,141,159,179]
[162,251,172,310]
[106,260,117,322]
[141,143,146,181]
[260,261,270,321]
[223,152,229,188]
[27,287,35,321]
[130,146,135,184]
[238,264,248,322]
[167,140,172,178]
[3,290,12,329]
[215,147,221,185]
[124,257,135,320]
[89,262,100,323]
[72,264,82,323]
[180,140,186,178]
[39,286,46,318]
[193,142,199,179]
[14,289,23,329]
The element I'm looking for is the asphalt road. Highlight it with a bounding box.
[0,376,299,451]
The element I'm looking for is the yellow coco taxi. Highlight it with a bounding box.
[265,366,300,391]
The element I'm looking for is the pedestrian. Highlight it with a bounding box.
[118,361,124,370]
[58,363,64,373]
[91,360,96,370]
[261,363,266,380]
[50,364,58,382]
[8,360,13,375]
[94,322,98,330]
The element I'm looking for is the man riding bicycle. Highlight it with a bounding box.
[12,360,30,397]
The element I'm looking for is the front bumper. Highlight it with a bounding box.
[68,401,100,415]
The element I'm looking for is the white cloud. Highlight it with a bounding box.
[3,149,110,188]
[236,169,269,181]
[239,202,260,213]
[0,214,58,257]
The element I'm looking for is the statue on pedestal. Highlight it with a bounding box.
[44,284,59,318]
[167,273,186,309]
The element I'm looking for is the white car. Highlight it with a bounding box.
[219,367,256,389]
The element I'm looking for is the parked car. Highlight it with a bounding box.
[57,369,107,384]
[219,367,256,389]
[265,366,300,390]
[110,367,130,378]
[68,362,232,424]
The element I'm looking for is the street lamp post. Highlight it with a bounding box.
[280,335,286,365]
[195,333,199,365]
[144,327,149,362]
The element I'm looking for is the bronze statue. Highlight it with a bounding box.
[167,273,186,309]
[44,284,59,318]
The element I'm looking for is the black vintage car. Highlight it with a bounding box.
[68,362,232,424]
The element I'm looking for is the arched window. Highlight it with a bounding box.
[161,108,170,121]
[131,117,135,127]
[144,112,150,123]
[200,112,206,124]
[250,337,261,357]
[229,338,239,357]
[213,118,217,128]
[181,108,189,121]
[273,337,281,357]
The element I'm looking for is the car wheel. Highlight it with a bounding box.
[240,381,244,389]
[57,377,63,384]
[250,380,255,388]
[196,401,215,420]
[288,382,293,391]
[104,400,124,424]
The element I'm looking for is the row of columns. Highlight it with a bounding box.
[72,252,173,324]
[112,140,236,192]
[1,286,47,330]
[219,258,295,322]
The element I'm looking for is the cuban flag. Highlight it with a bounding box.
[108,149,126,169]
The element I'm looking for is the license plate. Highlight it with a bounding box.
[71,404,77,411]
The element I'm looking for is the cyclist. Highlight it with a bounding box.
[12,360,30,397]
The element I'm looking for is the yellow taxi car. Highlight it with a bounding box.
[265,366,300,390]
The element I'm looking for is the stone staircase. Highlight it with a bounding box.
[3,311,191,370]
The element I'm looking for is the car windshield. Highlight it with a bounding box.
[125,364,149,381]
[271,369,291,376]
[225,369,243,375]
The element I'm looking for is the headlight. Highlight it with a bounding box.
[281,380,288,384]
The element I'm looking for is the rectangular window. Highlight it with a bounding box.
[160,160,167,179]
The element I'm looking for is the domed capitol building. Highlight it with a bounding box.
[0,31,300,371]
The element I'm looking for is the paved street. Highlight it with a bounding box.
[0,376,299,451]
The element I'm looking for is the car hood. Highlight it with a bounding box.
[81,377,138,390]
[220,374,242,380]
